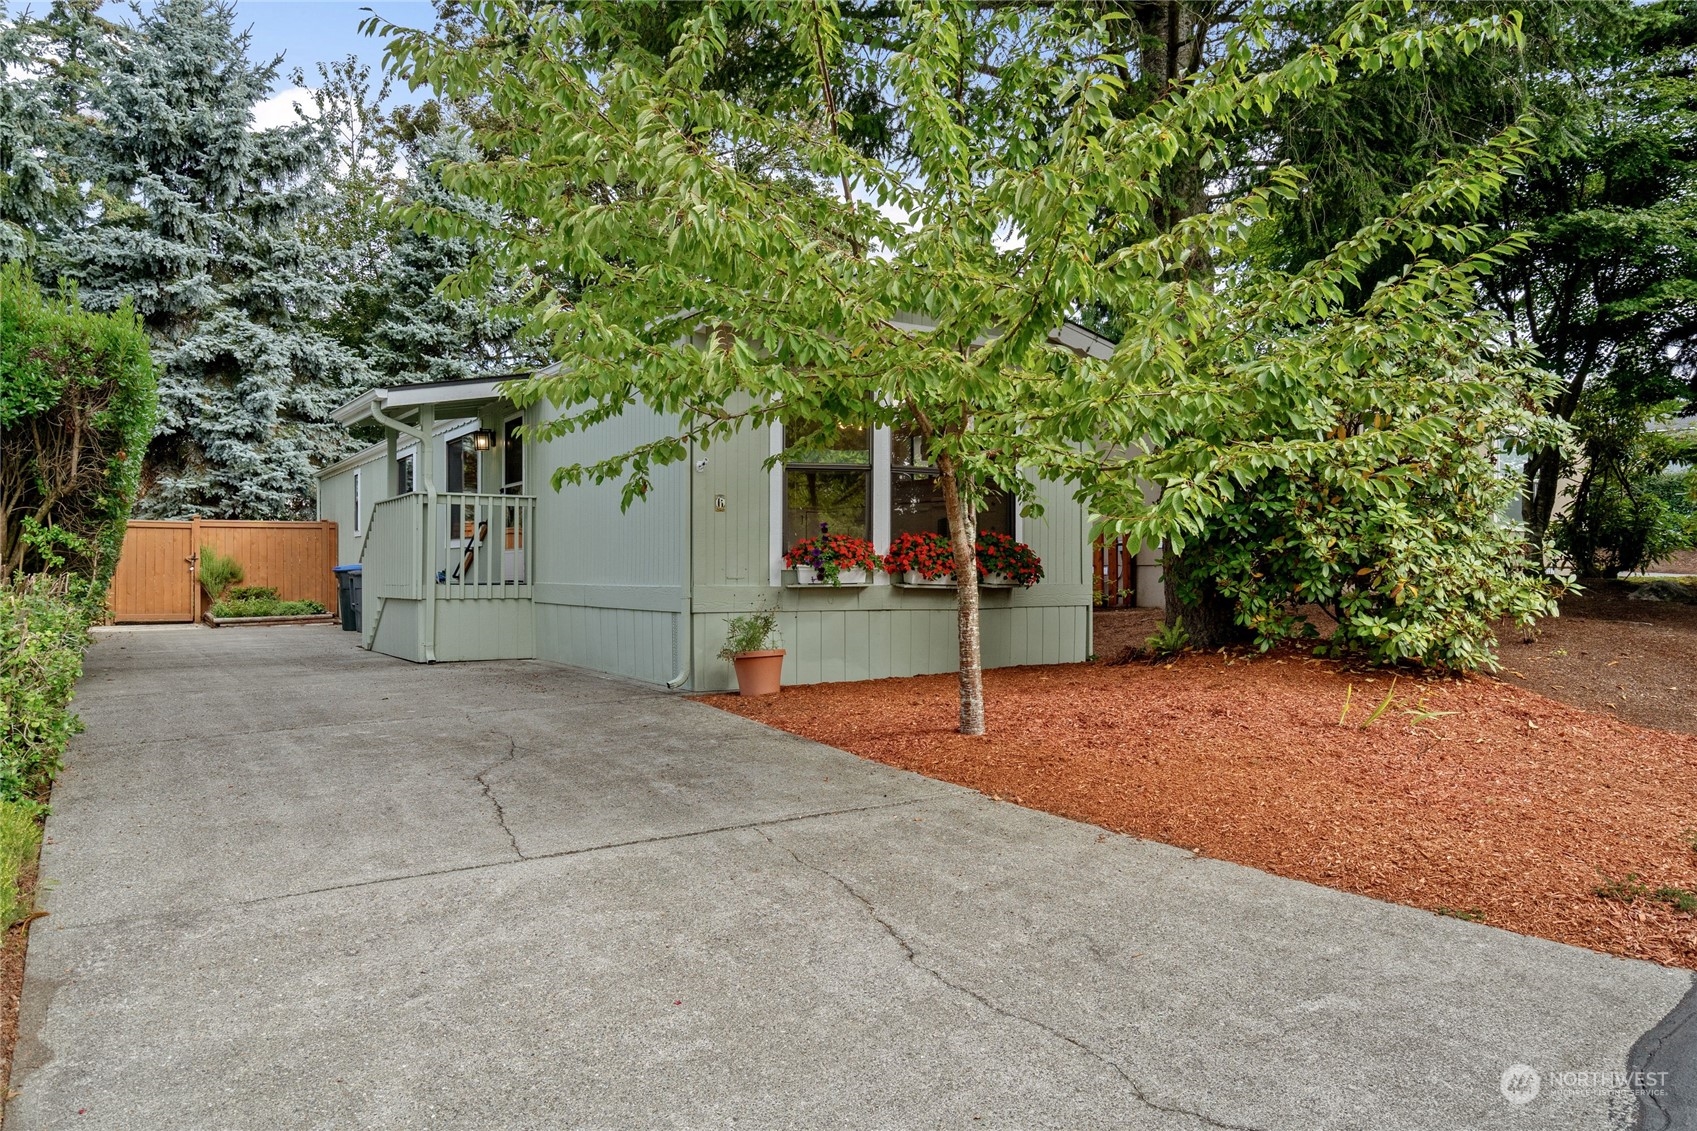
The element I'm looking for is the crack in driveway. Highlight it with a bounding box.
[473,723,524,860]
[757,828,1266,1131]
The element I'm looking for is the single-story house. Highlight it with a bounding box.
[317,324,1154,691]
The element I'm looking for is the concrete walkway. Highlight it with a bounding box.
[9,627,1691,1130]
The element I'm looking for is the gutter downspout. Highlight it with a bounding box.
[665,436,695,690]
[370,400,438,664]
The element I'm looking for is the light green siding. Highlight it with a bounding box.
[533,604,681,685]
[692,405,771,588]
[527,402,691,683]
[368,597,423,662]
[685,456,1092,691]
[688,582,1091,692]
[432,598,535,662]
[318,447,388,566]
[322,389,1092,684]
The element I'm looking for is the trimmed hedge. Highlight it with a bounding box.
[0,263,155,580]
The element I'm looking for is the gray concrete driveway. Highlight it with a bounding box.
[8,626,1691,1130]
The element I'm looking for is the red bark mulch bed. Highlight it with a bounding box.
[1497,585,1697,737]
[706,655,1697,969]
[0,859,40,1118]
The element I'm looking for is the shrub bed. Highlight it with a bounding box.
[209,597,327,618]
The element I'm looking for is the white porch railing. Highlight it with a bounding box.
[436,492,534,599]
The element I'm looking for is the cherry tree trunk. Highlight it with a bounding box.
[937,455,985,736]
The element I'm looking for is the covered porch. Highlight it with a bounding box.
[332,378,537,663]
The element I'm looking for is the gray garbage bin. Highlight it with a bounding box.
[332,564,362,632]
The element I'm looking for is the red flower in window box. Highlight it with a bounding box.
[783,526,881,585]
[882,532,957,581]
[974,531,1043,588]
[883,531,1044,588]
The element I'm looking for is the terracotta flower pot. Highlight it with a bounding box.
[733,649,786,696]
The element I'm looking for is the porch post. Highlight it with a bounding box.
[418,404,438,663]
[385,428,398,497]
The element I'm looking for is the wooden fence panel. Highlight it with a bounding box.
[109,519,339,623]
[1093,535,1136,609]
[196,521,340,611]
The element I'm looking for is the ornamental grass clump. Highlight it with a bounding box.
[783,525,881,585]
[718,606,781,661]
[197,545,244,604]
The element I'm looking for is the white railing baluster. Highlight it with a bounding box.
[415,492,533,601]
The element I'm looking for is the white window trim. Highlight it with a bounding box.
[352,470,362,535]
[871,426,893,556]
[768,423,784,587]
[501,411,526,495]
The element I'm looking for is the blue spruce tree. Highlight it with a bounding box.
[30,0,369,518]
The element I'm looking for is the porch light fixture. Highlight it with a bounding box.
[471,428,496,451]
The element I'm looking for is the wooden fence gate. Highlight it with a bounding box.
[108,518,339,624]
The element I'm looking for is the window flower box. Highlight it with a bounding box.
[790,565,873,587]
[884,532,1045,589]
[892,571,1019,589]
[974,532,1044,588]
[783,528,881,587]
[883,532,956,584]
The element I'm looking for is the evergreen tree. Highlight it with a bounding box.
[1489,2,1697,554]
[28,0,368,519]
[0,0,108,258]
[350,127,543,383]
[1255,1,1697,559]
[300,65,542,386]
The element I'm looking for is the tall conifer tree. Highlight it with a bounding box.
[29,0,368,518]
